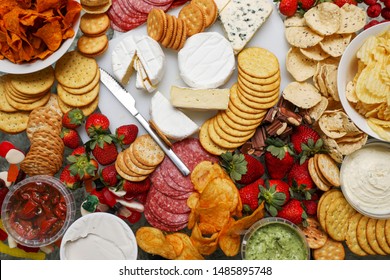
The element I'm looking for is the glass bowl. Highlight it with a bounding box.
[241,217,310,260]
[1,175,76,247]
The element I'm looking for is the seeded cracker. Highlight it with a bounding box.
[283,82,322,109]
[313,238,345,260]
[319,33,352,58]
[9,66,55,95]
[0,111,29,134]
[57,83,99,107]
[300,45,330,61]
[285,26,324,49]
[132,135,165,167]
[337,4,366,34]
[238,48,279,78]
[199,119,230,155]
[304,3,341,36]
[286,47,317,82]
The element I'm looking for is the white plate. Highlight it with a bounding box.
[80,2,292,143]
[0,2,81,75]
[338,22,390,142]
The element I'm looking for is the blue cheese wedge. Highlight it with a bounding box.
[219,0,273,54]
[170,86,230,110]
[215,0,231,12]
[150,91,199,141]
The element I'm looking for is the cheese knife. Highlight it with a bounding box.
[99,67,190,176]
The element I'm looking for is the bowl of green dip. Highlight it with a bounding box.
[241,217,310,260]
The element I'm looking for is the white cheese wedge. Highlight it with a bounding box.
[215,0,231,12]
[150,91,199,140]
[111,36,137,85]
[111,35,165,89]
[170,86,230,110]
[219,0,273,54]
[134,58,157,93]
[178,32,235,89]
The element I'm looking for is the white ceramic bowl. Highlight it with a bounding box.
[338,22,390,142]
[60,212,138,260]
[0,1,81,74]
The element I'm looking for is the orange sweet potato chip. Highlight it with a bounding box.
[34,20,62,51]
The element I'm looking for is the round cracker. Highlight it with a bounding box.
[337,4,366,34]
[375,219,390,254]
[238,67,280,85]
[319,33,352,58]
[0,110,29,134]
[62,68,100,95]
[57,94,99,116]
[116,151,148,178]
[5,91,50,111]
[357,215,376,255]
[147,8,167,42]
[237,78,280,99]
[304,3,341,36]
[238,47,279,78]
[316,154,340,187]
[199,119,230,156]
[9,66,54,95]
[192,0,218,28]
[178,3,205,37]
[227,99,267,121]
[286,47,317,82]
[209,118,254,149]
[285,26,324,49]
[215,113,256,137]
[57,82,99,107]
[237,75,281,93]
[132,135,165,167]
[283,81,322,109]
[128,144,155,171]
[299,217,328,249]
[115,159,148,182]
[300,44,330,61]
[346,212,368,256]
[308,157,331,192]
[123,148,155,176]
[313,238,345,260]
[77,34,109,56]
[367,218,387,255]
[220,111,259,132]
[317,189,343,231]
[161,14,175,47]
[55,51,98,89]
[325,196,356,241]
[80,12,110,36]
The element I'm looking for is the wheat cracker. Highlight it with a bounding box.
[0,110,29,134]
[238,48,279,78]
[9,66,54,95]
[80,12,110,36]
[313,238,345,260]
[124,148,155,176]
[357,215,376,255]
[346,213,368,256]
[199,119,230,156]
[132,135,164,167]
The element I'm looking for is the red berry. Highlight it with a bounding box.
[237,154,265,185]
[92,141,118,166]
[333,0,357,7]
[127,211,142,224]
[367,3,382,18]
[100,165,119,187]
[382,7,390,20]
[364,19,380,29]
[85,113,110,137]
[302,200,318,216]
[60,128,80,149]
[363,0,377,5]
[122,178,151,194]
[101,187,117,208]
[116,124,138,146]
[62,108,85,129]
[384,0,390,8]
[239,178,264,213]
[59,165,81,190]
[299,0,315,10]
[277,199,307,225]
[279,0,298,17]
[71,146,86,156]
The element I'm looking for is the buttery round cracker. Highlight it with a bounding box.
[0,110,29,134]
[386,220,390,247]
[147,8,167,42]
[237,75,281,93]
[238,67,280,85]
[57,82,99,107]
[237,89,279,111]
[375,219,390,254]
[132,135,164,167]
[215,113,256,138]
[237,78,280,99]
[212,116,252,139]
[299,217,328,249]
[299,44,330,61]
[319,33,352,58]
[81,0,112,14]
[308,157,331,192]
[77,34,109,57]
[5,91,50,111]
[337,4,366,34]
[286,47,317,82]
[199,119,230,156]
[317,189,343,231]
[237,86,280,105]
[357,215,376,255]
[177,22,188,51]
[225,107,264,127]
[282,81,322,109]
[9,66,54,95]
[55,51,98,89]
[192,0,217,28]
[346,213,368,256]
[128,144,155,171]
[115,159,148,182]
[0,81,20,112]
[178,3,205,37]
[5,86,46,104]
[227,98,268,121]
[123,149,155,176]
[161,14,175,47]
[116,151,148,178]
[57,94,99,116]
[285,26,324,49]
[62,68,100,95]
[168,16,179,50]
[172,18,184,51]
[304,2,341,36]
[316,153,340,187]
[229,85,266,115]
[221,111,260,132]
[80,12,110,36]
[325,196,356,241]
[238,47,279,79]
[367,218,387,255]
[313,238,345,260]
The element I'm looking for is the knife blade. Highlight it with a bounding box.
[99,67,190,176]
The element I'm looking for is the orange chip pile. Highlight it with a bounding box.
[0,0,81,64]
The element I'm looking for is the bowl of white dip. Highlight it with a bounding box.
[340,141,390,219]
[60,212,138,260]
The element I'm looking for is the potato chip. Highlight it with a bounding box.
[172,233,204,260]
[356,36,379,65]
[190,223,219,256]
[355,63,386,104]
[197,204,231,231]
[218,218,241,257]
[283,81,322,109]
[135,227,177,259]
[304,3,340,36]
[368,117,390,128]
[165,234,184,257]
[286,47,317,82]
[191,161,226,193]
[337,4,366,34]
[319,33,352,58]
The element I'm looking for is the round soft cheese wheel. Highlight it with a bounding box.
[178,32,235,89]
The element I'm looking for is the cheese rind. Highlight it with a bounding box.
[178,32,235,89]
[215,0,231,12]
[219,0,273,54]
[170,86,230,110]
[150,91,199,141]
[111,36,137,85]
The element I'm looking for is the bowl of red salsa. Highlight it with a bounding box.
[1,175,76,247]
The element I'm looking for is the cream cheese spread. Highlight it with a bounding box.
[340,142,390,217]
[60,212,137,260]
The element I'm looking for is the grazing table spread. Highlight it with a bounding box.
[1,0,390,261]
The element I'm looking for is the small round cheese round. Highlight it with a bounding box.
[178,32,235,89]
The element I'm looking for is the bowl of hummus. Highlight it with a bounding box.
[340,141,390,219]
[241,217,310,260]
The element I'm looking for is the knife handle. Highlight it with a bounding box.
[134,113,191,176]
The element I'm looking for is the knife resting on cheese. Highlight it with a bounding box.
[99,67,190,176]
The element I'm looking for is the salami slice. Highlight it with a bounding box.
[128,0,171,14]
[159,158,193,192]
[144,0,174,7]
[148,186,190,214]
[151,168,191,199]
[144,206,186,232]
[170,0,190,9]
[146,195,189,226]
[116,0,148,22]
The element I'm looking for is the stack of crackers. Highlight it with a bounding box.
[55,51,100,116]
[200,47,281,155]
[308,154,340,193]
[81,0,112,14]
[20,106,64,177]
[115,135,165,182]
[0,67,56,134]
[147,0,217,51]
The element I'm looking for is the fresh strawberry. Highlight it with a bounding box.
[60,128,80,149]
[364,0,378,5]
[237,154,264,185]
[290,124,323,163]
[298,0,315,10]
[259,180,290,216]
[122,178,151,194]
[287,160,314,191]
[239,178,265,213]
[279,0,298,17]
[85,113,110,137]
[62,108,85,129]
[116,124,138,146]
[100,165,119,187]
[367,3,382,17]
[364,19,380,29]
[67,154,99,180]
[385,0,390,8]
[59,165,81,189]
[333,0,357,7]
[277,199,308,225]
[382,7,390,19]
[127,211,142,224]
[264,138,295,179]
[302,199,318,216]
[88,134,118,165]
[71,146,86,156]
[0,141,15,157]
